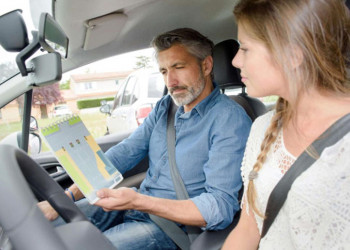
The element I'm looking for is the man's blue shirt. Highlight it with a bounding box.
[105,85,252,230]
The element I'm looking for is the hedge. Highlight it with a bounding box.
[77,97,114,109]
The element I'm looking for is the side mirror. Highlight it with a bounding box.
[30,116,39,131]
[0,9,29,52]
[38,13,69,58]
[0,117,41,154]
[100,104,111,115]
[28,133,42,155]
[0,132,41,155]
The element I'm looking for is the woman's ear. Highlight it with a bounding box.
[202,55,213,77]
[290,45,304,69]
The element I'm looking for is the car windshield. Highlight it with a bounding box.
[0,47,20,84]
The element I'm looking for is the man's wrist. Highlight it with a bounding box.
[134,193,154,212]
[65,188,76,202]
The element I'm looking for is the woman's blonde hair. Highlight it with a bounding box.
[233,0,350,217]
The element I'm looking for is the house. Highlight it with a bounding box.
[61,70,133,113]
[0,70,133,123]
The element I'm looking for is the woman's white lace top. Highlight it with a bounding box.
[241,111,350,249]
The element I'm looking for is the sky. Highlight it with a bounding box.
[0,0,158,81]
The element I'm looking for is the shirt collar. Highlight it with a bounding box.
[177,82,220,119]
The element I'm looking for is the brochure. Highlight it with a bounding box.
[41,115,123,204]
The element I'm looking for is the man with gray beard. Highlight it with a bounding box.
[39,28,252,249]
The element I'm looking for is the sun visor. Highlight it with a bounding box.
[83,13,127,50]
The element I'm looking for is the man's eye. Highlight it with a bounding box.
[240,48,248,52]
[176,66,184,69]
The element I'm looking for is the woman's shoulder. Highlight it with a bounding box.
[241,110,275,169]
[249,110,275,136]
[241,110,275,167]
[253,110,274,126]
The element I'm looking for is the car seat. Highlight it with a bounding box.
[190,39,267,250]
[213,39,267,121]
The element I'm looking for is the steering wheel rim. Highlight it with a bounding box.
[0,144,87,249]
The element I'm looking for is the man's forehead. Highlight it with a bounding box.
[157,44,194,66]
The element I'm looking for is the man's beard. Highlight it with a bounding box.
[169,70,206,107]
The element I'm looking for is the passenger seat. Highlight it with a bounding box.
[190,39,267,250]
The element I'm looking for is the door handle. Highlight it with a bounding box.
[49,166,66,178]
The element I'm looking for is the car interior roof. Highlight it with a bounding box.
[29,0,239,73]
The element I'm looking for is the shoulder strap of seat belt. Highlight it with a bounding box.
[261,112,350,238]
[150,99,201,250]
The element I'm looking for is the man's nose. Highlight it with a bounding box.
[166,70,178,88]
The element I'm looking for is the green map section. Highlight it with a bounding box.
[68,116,82,125]
[58,154,91,194]
[41,124,60,136]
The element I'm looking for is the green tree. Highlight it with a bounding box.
[60,79,71,90]
[134,55,151,69]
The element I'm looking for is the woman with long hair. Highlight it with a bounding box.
[223,0,350,249]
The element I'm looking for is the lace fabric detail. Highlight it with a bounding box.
[272,129,296,174]
[241,111,350,249]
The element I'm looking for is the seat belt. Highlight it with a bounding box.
[261,113,350,238]
[149,99,201,250]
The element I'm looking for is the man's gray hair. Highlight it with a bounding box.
[151,28,214,62]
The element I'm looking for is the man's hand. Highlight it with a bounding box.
[94,187,139,212]
[37,201,59,221]
[94,187,206,227]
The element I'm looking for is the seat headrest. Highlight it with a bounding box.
[213,39,244,89]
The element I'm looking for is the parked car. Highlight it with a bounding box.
[52,104,73,117]
[100,69,164,134]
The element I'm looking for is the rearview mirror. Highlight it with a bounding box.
[39,13,69,58]
[0,9,29,52]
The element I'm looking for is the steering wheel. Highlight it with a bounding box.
[0,144,115,250]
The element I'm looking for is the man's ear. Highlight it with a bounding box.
[201,56,213,77]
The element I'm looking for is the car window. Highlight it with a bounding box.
[148,73,164,98]
[121,76,137,106]
[113,81,127,110]
[131,80,140,104]
[0,39,20,85]
[0,94,25,142]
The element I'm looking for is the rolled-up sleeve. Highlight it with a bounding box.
[190,104,251,230]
